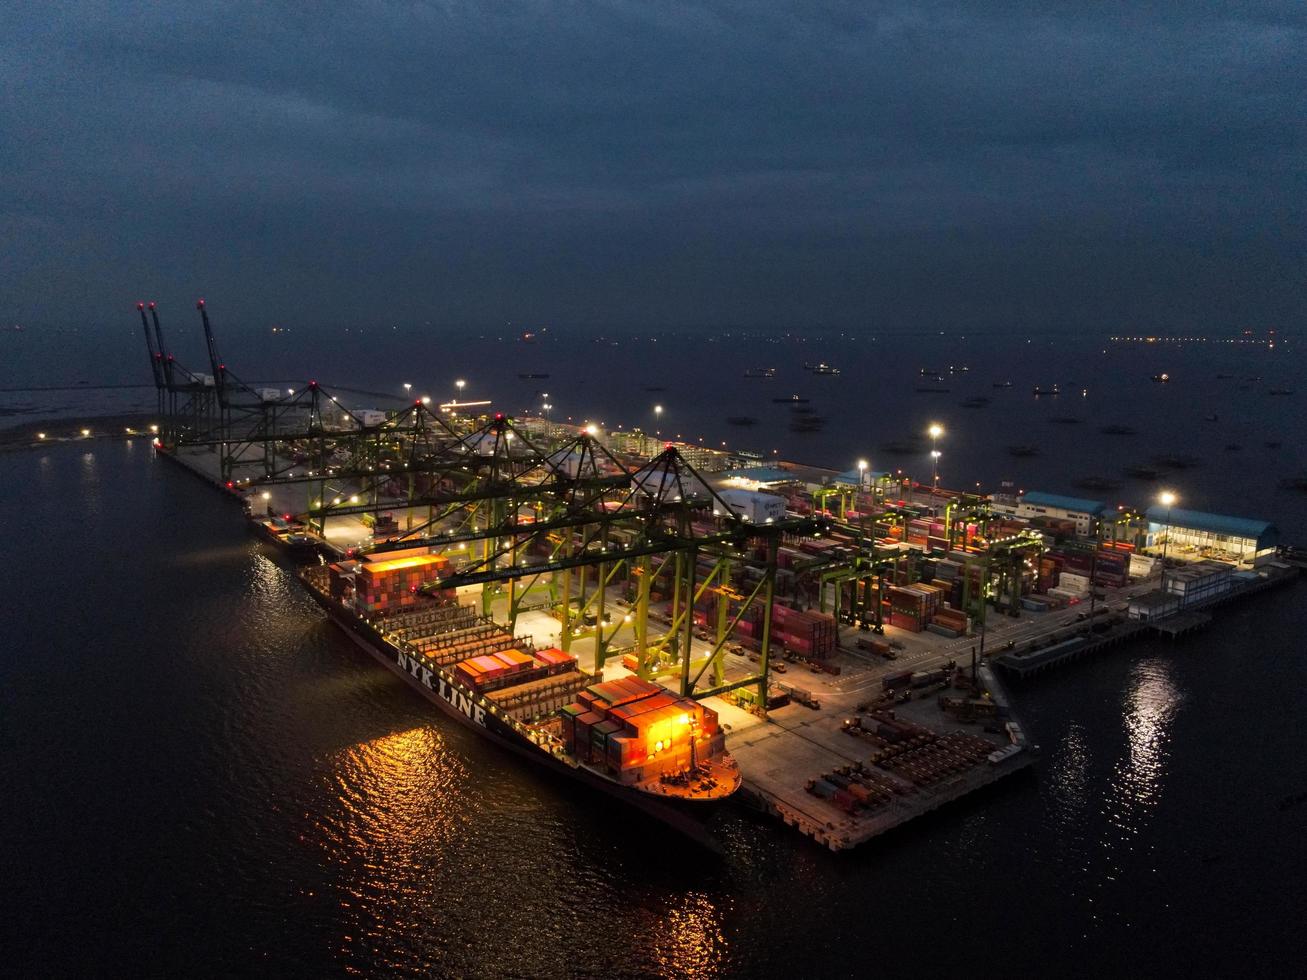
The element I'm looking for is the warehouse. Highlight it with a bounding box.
[1008,491,1110,536]
[1145,506,1278,568]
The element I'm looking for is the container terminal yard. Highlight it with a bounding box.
[128,301,1302,850]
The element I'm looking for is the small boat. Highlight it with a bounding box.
[810,363,840,375]
[992,381,1014,389]
[743,367,777,378]
[1153,453,1201,470]
[1203,414,1219,422]
[919,368,941,376]
[881,440,923,456]
[949,365,970,374]
[790,417,826,433]
[1075,476,1120,492]
[1269,388,1295,396]
[1032,385,1059,396]
[517,372,550,379]
[1151,373,1171,382]
[1100,424,1137,435]
[1007,445,1040,457]
[772,395,810,404]
[726,416,758,426]
[1124,465,1160,480]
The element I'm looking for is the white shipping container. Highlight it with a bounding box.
[258,388,282,403]
[715,488,786,524]
[1058,572,1091,591]
[357,409,388,427]
[1129,554,1157,578]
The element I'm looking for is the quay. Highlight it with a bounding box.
[113,304,1302,850]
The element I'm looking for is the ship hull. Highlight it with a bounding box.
[300,579,727,850]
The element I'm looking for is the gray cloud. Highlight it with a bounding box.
[1,1,1302,331]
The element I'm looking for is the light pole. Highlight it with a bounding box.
[403,382,412,396]
[1158,490,1177,591]
[857,458,868,489]
[928,423,944,501]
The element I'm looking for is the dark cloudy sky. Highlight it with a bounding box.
[2,2,1303,332]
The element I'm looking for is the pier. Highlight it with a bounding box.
[115,302,1302,850]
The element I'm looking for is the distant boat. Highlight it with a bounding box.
[517,372,549,379]
[1032,384,1059,396]
[918,368,941,376]
[1100,424,1137,435]
[881,440,923,456]
[1075,476,1120,492]
[1269,388,1295,396]
[810,364,840,375]
[1124,465,1161,480]
[772,394,810,404]
[1007,445,1040,457]
[743,367,777,378]
[1151,373,1171,382]
[949,365,970,374]
[520,331,537,342]
[992,380,1014,389]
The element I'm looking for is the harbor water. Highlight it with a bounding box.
[2,328,1306,976]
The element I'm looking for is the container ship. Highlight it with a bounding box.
[298,549,740,842]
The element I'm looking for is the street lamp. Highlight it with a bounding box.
[1158,490,1177,589]
[928,423,944,499]
[857,458,868,488]
[455,379,466,397]
[403,382,412,395]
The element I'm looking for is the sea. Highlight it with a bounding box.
[2,324,1305,977]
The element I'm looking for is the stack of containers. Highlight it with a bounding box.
[771,605,837,659]
[1165,560,1233,606]
[886,584,942,632]
[533,647,578,675]
[929,607,970,637]
[1094,549,1129,587]
[559,678,724,782]
[1037,555,1063,593]
[356,551,452,614]
[907,519,931,547]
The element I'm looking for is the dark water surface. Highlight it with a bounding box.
[3,330,1307,976]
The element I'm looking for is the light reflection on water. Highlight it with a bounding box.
[1115,659,1182,816]
[653,891,728,979]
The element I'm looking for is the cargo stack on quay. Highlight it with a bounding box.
[129,309,1301,850]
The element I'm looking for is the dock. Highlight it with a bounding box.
[110,330,1299,852]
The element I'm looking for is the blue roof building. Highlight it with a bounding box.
[1019,491,1112,516]
[1145,505,1278,566]
[720,466,795,485]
